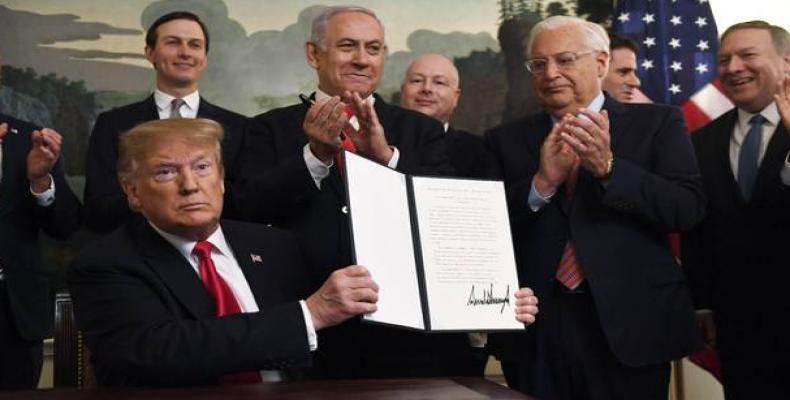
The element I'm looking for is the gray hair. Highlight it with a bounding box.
[526,15,610,56]
[309,5,384,49]
[721,20,790,56]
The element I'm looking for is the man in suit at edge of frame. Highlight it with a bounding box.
[0,115,81,389]
[682,20,790,400]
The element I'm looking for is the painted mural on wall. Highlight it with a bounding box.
[0,0,612,286]
[0,0,612,178]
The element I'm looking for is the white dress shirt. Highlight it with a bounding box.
[150,223,317,352]
[303,89,400,188]
[154,89,200,119]
[729,102,790,185]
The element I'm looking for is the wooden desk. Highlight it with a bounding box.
[0,377,535,400]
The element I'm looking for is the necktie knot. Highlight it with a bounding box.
[171,98,186,118]
[193,240,212,258]
[749,114,766,126]
[343,104,355,119]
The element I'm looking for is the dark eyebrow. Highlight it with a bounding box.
[162,34,204,42]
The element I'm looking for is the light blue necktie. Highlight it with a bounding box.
[737,114,766,201]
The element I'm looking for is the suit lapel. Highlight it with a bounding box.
[373,95,395,143]
[710,111,745,207]
[140,95,159,121]
[196,97,215,120]
[752,123,790,202]
[222,222,271,309]
[133,221,215,318]
[603,96,626,156]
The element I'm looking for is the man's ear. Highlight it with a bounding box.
[121,178,142,211]
[144,46,156,69]
[596,51,610,79]
[305,42,321,70]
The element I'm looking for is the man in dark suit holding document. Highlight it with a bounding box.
[236,5,476,379]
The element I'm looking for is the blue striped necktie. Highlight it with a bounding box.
[737,114,766,201]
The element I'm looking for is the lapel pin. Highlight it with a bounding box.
[10,128,18,134]
[250,253,263,263]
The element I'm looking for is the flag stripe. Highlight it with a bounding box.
[689,82,733,120]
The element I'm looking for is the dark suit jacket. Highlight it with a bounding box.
[239,94,453,283]
[68,219,313,386]
[0,113,81,341]
[446,127,497,179]
[83,95,248,233]
[238,95,473,378]
[683,109,790,313]
[485,97,705,369]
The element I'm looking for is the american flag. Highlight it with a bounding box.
[612,0,732,132]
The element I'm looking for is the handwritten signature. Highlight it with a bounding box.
[467,283,510,314]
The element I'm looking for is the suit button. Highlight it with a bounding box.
[341,206,349,214]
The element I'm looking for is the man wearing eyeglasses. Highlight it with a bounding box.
[485,15,705,400]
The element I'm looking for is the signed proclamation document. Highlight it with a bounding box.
[344,151,524,332]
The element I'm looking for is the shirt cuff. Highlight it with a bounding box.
[386,146,400,169]
[780,152,790,186]
[30,174,56,207]
[527,178,553,212]
[303,144,331,189]
[298,300,318,351]
[468,332,487,348]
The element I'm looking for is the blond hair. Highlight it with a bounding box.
[117,118,224,184]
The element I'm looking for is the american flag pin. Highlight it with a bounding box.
[250,253,263,263]
[10,128,18,134]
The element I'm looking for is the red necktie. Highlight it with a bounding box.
[556,164,585,290]
[192,241,261,384]
[335,104,358,175]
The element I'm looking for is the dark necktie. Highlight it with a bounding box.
[737,114,766,201]
[170,98,186,119]
[192,241,261,384]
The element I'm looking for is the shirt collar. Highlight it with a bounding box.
[314,88,375,107]
[587,91,606,113]
[736,102,779,131]
[550,91,605,124]
[149,222,233,260]
[154,89,200,113]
